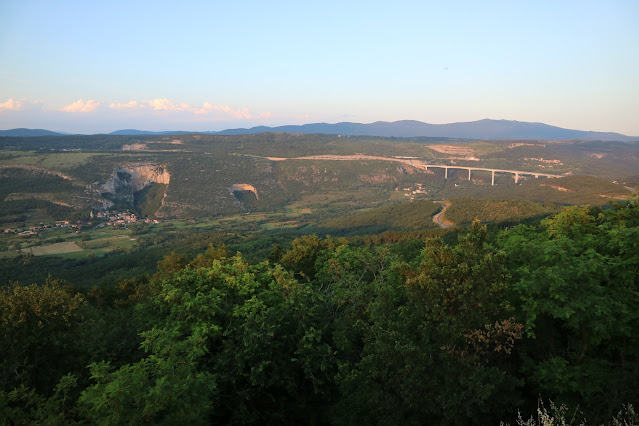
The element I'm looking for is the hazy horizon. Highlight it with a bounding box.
[2,117,638,139]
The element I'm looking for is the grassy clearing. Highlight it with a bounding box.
[3,226,136,258]
[0,151,107,170]
[217,213,268,223]
[82,235,132,250]
[261,220,299,230]
[23,242,84,256]
[284,203,313,216]
[465,141,510,156]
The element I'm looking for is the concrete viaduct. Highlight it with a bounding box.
[262,155,564,186]
[416,164,563,185]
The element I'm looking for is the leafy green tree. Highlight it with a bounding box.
[0,278,85,394]
[156,251,188,275]
[332,222,523,424]
[79,254,336,424]
[499,205,639,421]
[312,244,403,359]
[280,235,347,280]
[0,374,78,425]
[189,243,231,268]
[78,333,215,425]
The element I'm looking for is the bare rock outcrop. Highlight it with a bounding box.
[98,164,170,209]
[229,184,259,199]
[99,164,170,194]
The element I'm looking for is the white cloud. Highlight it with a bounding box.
[126,98,271,121]
[0,98,45,113]
[193,102,232,115]
[1,96,282,130]
[0,98,25,111]
[145,98,188,111]
[61,99,100,113]
[109,100,144,109]
[60,97,273,121]
[191,102,273,120]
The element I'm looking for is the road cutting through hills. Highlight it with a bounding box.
[433,201,453,228]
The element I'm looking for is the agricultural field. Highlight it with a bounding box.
[21,241,83,256]
[0,151,108,170]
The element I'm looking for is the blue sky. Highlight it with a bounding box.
[1,0,638,134]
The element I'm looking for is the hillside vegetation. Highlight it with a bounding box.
[1,199,638,424]
[1,134,636,223]
[438,175,632,206]
[321,200,441,231]
[443,199,563,225]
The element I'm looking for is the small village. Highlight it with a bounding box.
[397,182,429,201]
[2,210,160,237]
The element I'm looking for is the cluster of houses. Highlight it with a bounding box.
[92,210,158,227]
[396,183,429,201]
[92,210,161,228]
[3,220,77,236]
[525,157,563,166]
[3,210,160,236]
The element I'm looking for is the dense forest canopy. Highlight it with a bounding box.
[1,196,638,424]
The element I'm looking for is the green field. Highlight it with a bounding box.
[22,241,83,256]
[0,151,107,170]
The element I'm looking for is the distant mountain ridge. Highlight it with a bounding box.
[215,119,637,141]
[0,128,66,137]
[1,119,636,141]
[108,129,192,136]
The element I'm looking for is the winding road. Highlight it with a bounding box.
[433,202,451,228]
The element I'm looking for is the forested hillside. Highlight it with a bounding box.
[1,197,637,424]
[1,134,636,223]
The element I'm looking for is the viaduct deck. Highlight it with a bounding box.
[263,155,564,185]
[416,164,563,185]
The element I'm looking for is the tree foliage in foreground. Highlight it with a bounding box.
[1,198,638,424]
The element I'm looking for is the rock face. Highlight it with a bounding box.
[99,164,170,209]
[229,184,259,200]
[100,164,170,194]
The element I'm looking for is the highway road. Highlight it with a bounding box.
[433,202,451,228]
